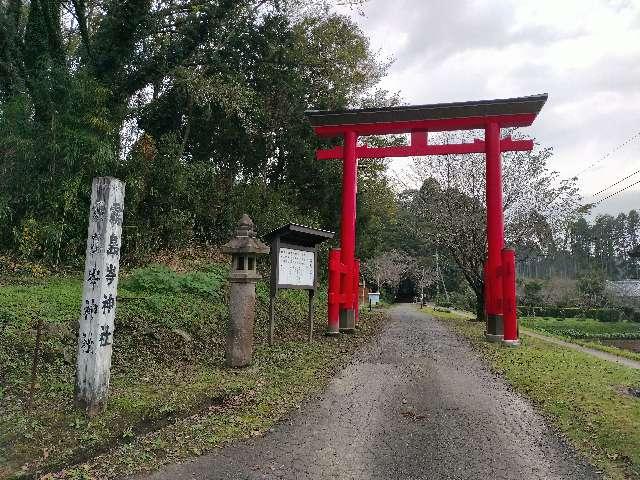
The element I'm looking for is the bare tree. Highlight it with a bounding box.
[396,130,582,320]
[409,264,436,305]
[363,249,412,296]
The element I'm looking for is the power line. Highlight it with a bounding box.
[594,178,640,205]
[593,168,640,197]
[574,130,640,178]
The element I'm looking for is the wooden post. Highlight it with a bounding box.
[308,290,315,342]
[269,295,275,345]
[27,317,43,411]
[75,177,125,416]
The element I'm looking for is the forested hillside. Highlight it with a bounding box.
[1,0,630,313]
[0,0,395,264]
[517,211,640,280]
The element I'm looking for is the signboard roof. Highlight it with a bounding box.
[264,223,334,247]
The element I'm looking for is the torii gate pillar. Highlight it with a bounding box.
[339,130,358,331]
[485,121,504,341]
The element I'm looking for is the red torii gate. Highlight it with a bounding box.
[305,94,548,344]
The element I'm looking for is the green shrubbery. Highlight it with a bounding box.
[433,288,477,315]
[518,274,640,323]
[516,306,634,322]
[121,264,228,298]
[518,305,640,323]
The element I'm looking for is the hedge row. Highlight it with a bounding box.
[517,305,640,322]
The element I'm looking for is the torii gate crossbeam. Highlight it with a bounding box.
[306,94,547,344]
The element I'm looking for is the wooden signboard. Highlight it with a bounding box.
[264,224,334,343]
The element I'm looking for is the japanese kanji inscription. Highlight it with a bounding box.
[75,177,125,416]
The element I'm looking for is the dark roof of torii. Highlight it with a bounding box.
[306,93,548,137]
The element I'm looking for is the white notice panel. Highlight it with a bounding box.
[278,248,315,287]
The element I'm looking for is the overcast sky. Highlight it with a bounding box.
[336,0,640,216]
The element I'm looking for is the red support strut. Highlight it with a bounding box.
[501,249,519,346]
[354,259,360,326]
[327,248,341,336]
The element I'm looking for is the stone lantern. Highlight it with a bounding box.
[222,214,270,367]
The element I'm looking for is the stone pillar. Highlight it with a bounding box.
[75,177,125,416]
[226,280,257,367]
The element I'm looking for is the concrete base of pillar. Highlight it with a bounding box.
[339,309,356,333]
[486,313,504,336]
[325,326,340,336]
[502,339,520,347]
[485,333,504,343]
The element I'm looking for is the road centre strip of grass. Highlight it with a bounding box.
[420,306,640,480]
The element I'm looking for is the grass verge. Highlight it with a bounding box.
[0,263,385,480]
[420,306,640,480]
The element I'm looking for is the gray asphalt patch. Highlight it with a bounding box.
[133,304,600,480]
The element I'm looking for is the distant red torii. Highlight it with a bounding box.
[305,94,548,344]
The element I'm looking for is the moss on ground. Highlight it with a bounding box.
[0,264,385,479]
[420,306,640,480]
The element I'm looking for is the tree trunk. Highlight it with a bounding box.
[475,288,486,323]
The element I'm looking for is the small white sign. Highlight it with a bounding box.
[278,248,314,287]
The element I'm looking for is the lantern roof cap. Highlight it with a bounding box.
[222,214,270,255]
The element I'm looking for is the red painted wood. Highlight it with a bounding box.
[485,121,504,319]
[502,249,518,342]
[312,113,537,137]
[354,259,360,324]
[311,99,545,339]
[410,131,428,148]
[327,248,341,334]
[316,137,533,160]
[339,131,358,316]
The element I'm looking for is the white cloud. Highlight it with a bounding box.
[337,0,640,215]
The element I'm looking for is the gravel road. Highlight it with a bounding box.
[136,304,600,480]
